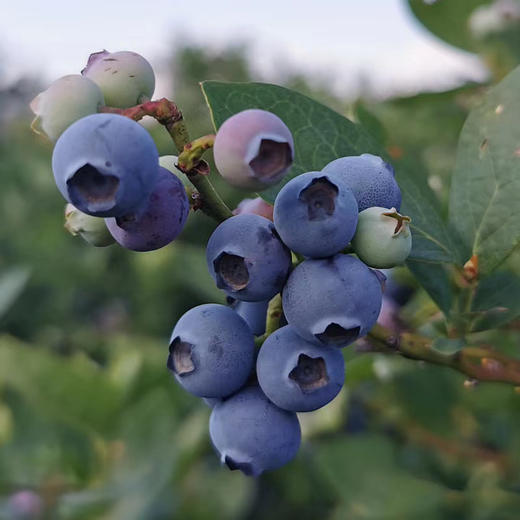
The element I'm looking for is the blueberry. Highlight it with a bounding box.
[203,397,222,408]
[233,197,274,221]
[82,50,155,108]
[257,325,345,411]
[105,166,189,251]
[233,299,269,336]
[7,491,44,519]
[30,75,104,141]
[64,203,114,247]
[282,254,383,347]
[322,154,401,211]
[273,171,358,258]
[352,207,412,268]
[52,113,159,217]
[213,109,294,190]
[167,304,255,398]
[209,386,301,476]
[206,214,291,302]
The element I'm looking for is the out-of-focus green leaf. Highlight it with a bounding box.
[0,335,122,433]
[353,102,387,145]
[0,267,30,321]
[470,271,520,331]
[314,435,447,519]
[407,0,490,52]
[450,65,520,275]
[201,81,461,265]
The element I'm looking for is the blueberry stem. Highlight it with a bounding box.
[368,323,520,386]
[177,134,215,172]
[100,99,232,223]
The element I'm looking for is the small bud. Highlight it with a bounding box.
[64,203,115,247]
[463,255,479,282]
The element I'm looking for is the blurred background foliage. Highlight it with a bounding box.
[1,1,520,518]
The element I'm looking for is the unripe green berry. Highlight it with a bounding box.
[82,50,155,108]
[30,75,104,141]
[64,203,115,247]
[352,207,412,268]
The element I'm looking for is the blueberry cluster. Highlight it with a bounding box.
[32,53,412,477]
[32,51,190,252]
[168,110,412,476]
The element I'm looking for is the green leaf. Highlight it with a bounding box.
[407,0,489,52]
[0,267,30,320]
[406,260,454,316]
[314,435,447,519]
[201,81,461,264]
[470,271,520,331]
[450,66,520,275]
[0,335,123,433]
[431,337,466,355]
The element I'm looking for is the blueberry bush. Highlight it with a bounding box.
[1,1,520,518]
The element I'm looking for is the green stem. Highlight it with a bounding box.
[100,99,232,223]
[183,163,233,222]
[255,294,283,347]
[178,134,216,171]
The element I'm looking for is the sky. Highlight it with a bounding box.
[0,0,488,98]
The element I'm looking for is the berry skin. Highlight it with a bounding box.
[52,113,159,217]
[209,386,301,476]
[82,50,155,108]
[322,154,401,211]
[30,75,105,142]
[206,214,291,302]
[167,304,255,398]
[273,171,358,258]
[257,325,345,412]
[105,167,189,252]
[352,207,412,268]
[64,203,114,247]
[233,197,274,221]
[213,109,294,191]
[203,397,221,408]
[232,299,269,336]
[282,254,383,347]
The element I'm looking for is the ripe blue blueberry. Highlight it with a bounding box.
[30,75,104,141]
[105,166,189,251]
[203,397,221,408]
[322,154,401,211]
[231,299,269,336]
[282,254,383,347]
[213,109,294,191]
[167,304,255,398]
[257,325,345,412]
[352,207,412,268]
[209,386,301,476]
[82,50,155,108]
[206,214,291,302]
[64,203,114,247]
[52,113,159,217]
[273,171,358,258]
